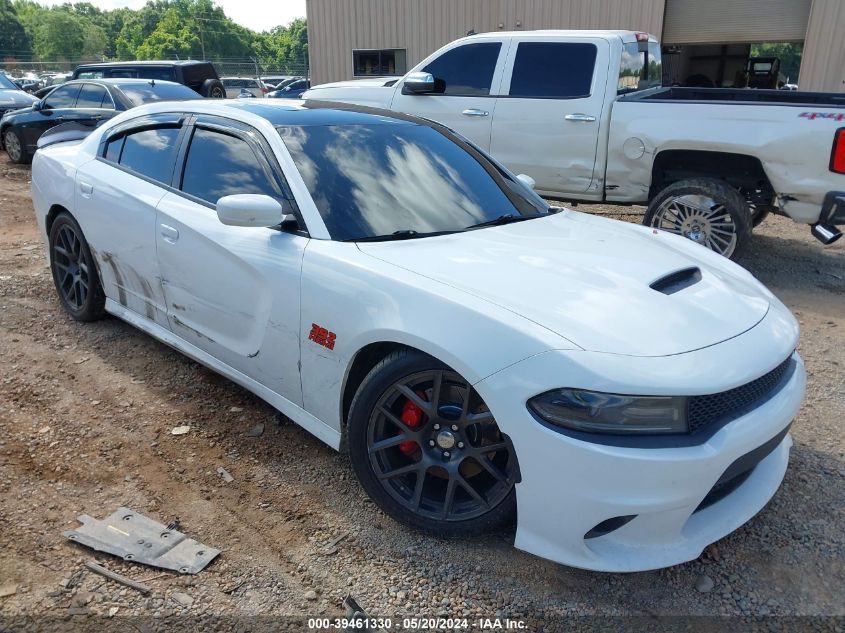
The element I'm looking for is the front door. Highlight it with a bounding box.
[155,117,305,403]
[489,38,610,196]
[21,83,82,150]
[390,40,509,151]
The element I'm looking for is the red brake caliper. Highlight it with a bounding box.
[398,392,427,455]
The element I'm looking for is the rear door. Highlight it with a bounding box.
[155,116,305,402]
[490,37,610,196]
[63,83,116,128]
[75,114,184,327]
[389,39,509,151]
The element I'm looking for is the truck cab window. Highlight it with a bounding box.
[509,42,597,98]
[422,42,502,96]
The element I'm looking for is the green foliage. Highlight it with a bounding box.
[2,0,308,71]
[0,0,31,58]
[750,42,803,83]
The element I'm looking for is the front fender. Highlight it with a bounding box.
[298,240,575,434]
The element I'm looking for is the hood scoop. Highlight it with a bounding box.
[650,267,702,295]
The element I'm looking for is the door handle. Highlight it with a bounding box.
[461,108,489,117]
[564,113,596,122]
[79,181,93,197]
[160,224,179,243]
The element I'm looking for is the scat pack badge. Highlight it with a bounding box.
[308,323,336,350]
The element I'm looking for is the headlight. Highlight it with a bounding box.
[528,389,688,435]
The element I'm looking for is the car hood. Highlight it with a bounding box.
[307,78,395,90]
[0,89,37,109]
[357,212,771,357]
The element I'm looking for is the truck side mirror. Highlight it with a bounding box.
[402,72,436,95]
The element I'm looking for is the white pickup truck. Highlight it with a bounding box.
[304,30,845,258]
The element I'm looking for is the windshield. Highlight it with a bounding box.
[118,82,201,105]
[278,122,546,241]
[0,74,18,90]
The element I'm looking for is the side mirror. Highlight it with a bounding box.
[32,100,43,111]
[516,173,536,190]
[402,72,436,94]
[216,194,284,227]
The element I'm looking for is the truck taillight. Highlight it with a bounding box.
[832,128,845,174]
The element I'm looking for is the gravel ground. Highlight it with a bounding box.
[0,153,843,629]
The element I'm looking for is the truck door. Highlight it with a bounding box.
[489,37,610,197]
[389,39,509,151]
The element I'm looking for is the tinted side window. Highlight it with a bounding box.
[44,84,81,109]
[509,42,597,98]
[181,128,278,205]
[118,127,181,184]
[422,42,502,96]
[75,84,109,108]
[105,136,123,163]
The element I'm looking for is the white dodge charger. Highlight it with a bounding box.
[31,100,805,572]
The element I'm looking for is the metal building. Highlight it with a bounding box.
[306,0,845,92]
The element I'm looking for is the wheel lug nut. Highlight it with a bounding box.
[443,451,450,458]
[433,423,440,430]
[428,439,435,447]
[457,441,464,449]
[451,424,459,431]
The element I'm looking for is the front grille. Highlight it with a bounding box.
[687,357,794,434]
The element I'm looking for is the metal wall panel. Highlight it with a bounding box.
[799,0,845,92]
[663,0,812,44]
[307,0,665,85]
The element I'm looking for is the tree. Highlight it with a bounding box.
[0,0,31,58]
[34,11,85,60]
[135,7,200,59]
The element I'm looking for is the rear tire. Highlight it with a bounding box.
[645,178,751,260]
[3,128,29,164]
[347,349,518,538]
[49,212,106,322]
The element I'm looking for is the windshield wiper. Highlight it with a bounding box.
[345,229,457,243]
[465,213,541,230]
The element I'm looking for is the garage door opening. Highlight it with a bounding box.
[663,42,803,89]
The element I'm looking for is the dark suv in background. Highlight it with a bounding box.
[71,61,226,98]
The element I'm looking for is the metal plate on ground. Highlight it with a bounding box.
[63,507,220,574]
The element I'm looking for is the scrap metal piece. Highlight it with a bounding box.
[63,507,219,574]
[84,560,151,594]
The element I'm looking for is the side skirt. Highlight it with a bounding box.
[105,298,342,450]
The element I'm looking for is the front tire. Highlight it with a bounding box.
[645,178,751,259]
[3,127,29,164]
[49,213,106,321]
[348,349,518,537]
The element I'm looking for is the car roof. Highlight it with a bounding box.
[75,60,210,68]
[62,78,185,88]
[131,99,425,128]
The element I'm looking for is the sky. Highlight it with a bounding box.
[39,0,307,32]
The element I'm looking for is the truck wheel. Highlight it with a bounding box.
[201,79,226,98]
[645,178,751,259]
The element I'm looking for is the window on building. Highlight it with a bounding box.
[423,42,502,96]
[353,49,407,76]
[509,42,597,99]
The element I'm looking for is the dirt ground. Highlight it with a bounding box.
[0,152,843,629]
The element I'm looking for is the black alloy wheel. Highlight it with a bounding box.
[348,350,518,537]
[49,213,105,321]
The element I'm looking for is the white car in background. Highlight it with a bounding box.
[31,100,805,572]
[221,77,267,98]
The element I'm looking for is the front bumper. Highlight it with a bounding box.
[475,309,805,572]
